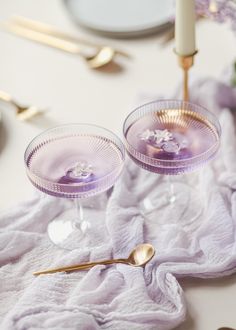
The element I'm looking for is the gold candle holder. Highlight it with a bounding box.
[175,50,198,102]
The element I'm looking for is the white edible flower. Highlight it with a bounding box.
[154,129,173,144]
[72,161,93,179]
[140,129,155,141]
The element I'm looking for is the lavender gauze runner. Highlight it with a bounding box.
[1,76,236,330]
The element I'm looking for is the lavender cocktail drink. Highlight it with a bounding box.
[123,100,221,221]
[25,124,125,250]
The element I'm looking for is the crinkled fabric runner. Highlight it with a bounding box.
[1,76,236,330]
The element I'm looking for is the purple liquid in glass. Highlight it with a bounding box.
[124,108,220,175]
[26,134,124,198]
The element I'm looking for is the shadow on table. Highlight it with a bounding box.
[96,61,125,74]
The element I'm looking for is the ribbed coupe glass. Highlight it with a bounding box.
[25,124,125,250]
[123,100,221,221]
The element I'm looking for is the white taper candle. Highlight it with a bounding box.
[175,0,196,56]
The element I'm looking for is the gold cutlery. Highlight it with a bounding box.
[33,243,155,275]
[3,16,126,69]
[0,90,45,121]
[11,16,130,59]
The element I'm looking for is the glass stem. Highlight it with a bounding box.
[74,199,89,232]
[75,199,84,222]
[167,176,176,204]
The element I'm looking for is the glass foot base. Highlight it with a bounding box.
[141,181,203,231]
[47,207,108,250]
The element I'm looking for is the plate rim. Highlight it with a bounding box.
[63,0,174,36]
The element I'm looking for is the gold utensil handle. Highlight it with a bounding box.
[0,90,12,102]
[4,22,82,55]
[11,15,96,49]
[33,258,128,275]
[10,15,130,59]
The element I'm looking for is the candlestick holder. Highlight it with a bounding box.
[174,50,198,101]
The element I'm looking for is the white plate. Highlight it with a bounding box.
[64,0,174,37]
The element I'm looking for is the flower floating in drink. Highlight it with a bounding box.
[139,128,189,156]
[25,124,125,250]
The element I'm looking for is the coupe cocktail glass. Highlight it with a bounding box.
[123,100,221,222]
[25,124,125,250]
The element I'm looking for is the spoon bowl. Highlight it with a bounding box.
[0,90,45,121]
[86,46,115,69]
[127,243,155,267]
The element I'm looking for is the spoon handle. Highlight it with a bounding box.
[0,90,12,102]
[33,258,128,275]
[0,90,19,108]
[11,15,99,49]
[4,22,82,55]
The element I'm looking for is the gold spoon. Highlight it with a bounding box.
[0,90,45,121]
[33,243,155,275]
[4,21,115,69]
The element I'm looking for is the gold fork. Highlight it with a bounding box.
[0,90,45,121]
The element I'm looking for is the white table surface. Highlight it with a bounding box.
[0,1,236,329]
